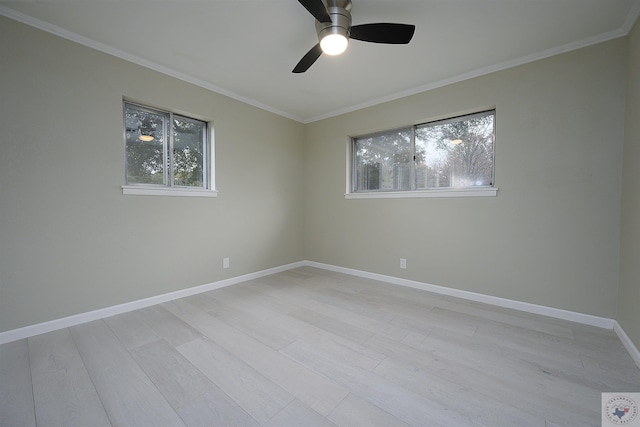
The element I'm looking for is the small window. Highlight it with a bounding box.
[123,102,213,195]
[352,110,495,195]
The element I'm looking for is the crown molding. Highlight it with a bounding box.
[0,5,304,123]
[623,0,640,34]
[302,25,632,123]
[2,1,639,125]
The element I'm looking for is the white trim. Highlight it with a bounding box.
[614,321,640,370]
[302,27,634,124]
[0,259,626,351]
[1,4,639,125]
[345,187,498,199]
[622,0,640,35]
[0,5,302,123]
[122,186,218,198]
[304,261,616,330]
[209,126,216,194]
[0,261,305,345]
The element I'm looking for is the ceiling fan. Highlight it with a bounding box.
[293,0,415,73]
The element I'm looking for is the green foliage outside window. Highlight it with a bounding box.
[353,110,494,192]
[124,103,208,189]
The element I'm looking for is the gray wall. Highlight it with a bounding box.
[304,38,627,319]
[618,17,640,350]
[0,17,305,332]
[0,13,635,348]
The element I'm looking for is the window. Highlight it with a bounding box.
[351,110,496,198]
[123,102,215,197]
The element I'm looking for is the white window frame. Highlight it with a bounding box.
[346,110,498,199]
[121,101,217,198]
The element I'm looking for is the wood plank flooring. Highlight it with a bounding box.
[1,266,639,426]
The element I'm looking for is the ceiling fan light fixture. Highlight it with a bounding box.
[294,0,414,73]
[316,3,351,56]
[320,33,348,55]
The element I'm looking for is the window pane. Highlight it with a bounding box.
[415,111,494,189]
[173,116,205,188]
[354,129,412,191]
[125,105,167,185]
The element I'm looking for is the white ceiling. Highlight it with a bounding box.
[2,0,639,123]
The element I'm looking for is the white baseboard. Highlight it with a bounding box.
[2,258,634,369]
[0,261,305,345]
[304,261,616,330]
[614,321,640,369]
[308,263,640,370]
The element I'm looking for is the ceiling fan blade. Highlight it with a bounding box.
[350,23,415,44]
[297,0,332,23]
[293,44,323,73]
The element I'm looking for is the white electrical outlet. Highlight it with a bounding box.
[400,258,407,269]
[223,257,230,269]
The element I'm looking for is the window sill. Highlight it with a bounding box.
[122,185,218,198]
[345,187,498,199]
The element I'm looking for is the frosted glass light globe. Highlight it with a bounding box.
[320,34,348,55]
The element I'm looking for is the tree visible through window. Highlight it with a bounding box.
[124,102,208,189]
[353,110,495,192]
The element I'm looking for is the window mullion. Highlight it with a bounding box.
[168,112,174,187]
[162,114,169,186]
[202,123,208,189]
[410,126,416,191]
[351,138,357,193]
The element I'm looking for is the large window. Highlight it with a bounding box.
[352,110,495,196]
[123,102,214,196]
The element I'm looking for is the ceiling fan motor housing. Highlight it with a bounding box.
[315,0,352,42]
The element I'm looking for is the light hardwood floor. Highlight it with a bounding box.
[1,267,639,426]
